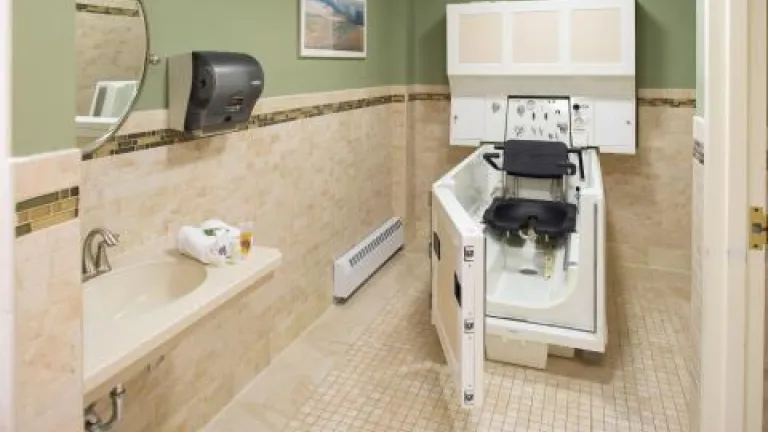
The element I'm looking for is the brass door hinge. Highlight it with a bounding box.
[750,207,767,250]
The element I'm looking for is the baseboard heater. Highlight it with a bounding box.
[333,217,404,302]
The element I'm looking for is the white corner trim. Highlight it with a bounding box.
[693,115,705,143]
[0,0,15,427]
[699,0,751,430]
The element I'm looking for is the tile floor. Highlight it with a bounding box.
[204,250,692,432]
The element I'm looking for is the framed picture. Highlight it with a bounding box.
[300,0,367,58]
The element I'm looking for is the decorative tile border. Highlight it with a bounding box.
[84,92,695,161]
[253,94,405,127]
[405,93,697,108]
[15,187,80,238]
[85,94,406,160]
[638,97,697,108]
[693,140,705,165]
[408,93,451,102]
[75,3,140,17]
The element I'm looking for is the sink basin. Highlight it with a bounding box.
[82,239,282,404]
[84,259,207,322]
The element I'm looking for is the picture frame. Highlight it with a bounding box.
[300,0,367,59]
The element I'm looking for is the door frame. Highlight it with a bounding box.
[0,0,13,428]
[744,0,767,428]
[700,0,766,429]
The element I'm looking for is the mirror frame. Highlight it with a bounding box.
[80,0,152,157]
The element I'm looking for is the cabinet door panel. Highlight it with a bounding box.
[593,99,636,154]
[570,8,623,64]
[447,4,508,75]
[451,98,486,144]
[459,13,504,65]
[566,0,635,75]
[510,10,561,65]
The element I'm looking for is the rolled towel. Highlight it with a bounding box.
[177,226,230,265]
[200,219,241,243]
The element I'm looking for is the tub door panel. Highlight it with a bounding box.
[431,187,485,408]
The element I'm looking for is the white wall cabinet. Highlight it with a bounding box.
[447,0,636,77]
[447,0,637,154]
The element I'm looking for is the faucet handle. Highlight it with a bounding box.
[102,230,120,246]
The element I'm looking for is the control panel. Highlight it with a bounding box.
[570,98,593,148]
[449,95,636,154]
[505,97,572,145]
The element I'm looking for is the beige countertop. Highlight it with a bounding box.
[83,237,281,403]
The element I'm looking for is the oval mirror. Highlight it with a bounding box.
[75,0,150,155]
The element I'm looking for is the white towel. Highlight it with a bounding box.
[200,219,241,242]
[177,226,231,265]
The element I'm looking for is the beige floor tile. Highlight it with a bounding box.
[205,251,691,432]
[205,400,292,432]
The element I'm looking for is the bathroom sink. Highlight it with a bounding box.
[84,259,207,322]
[83,239,282,404]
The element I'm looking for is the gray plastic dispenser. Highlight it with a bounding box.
[169,51,265,134]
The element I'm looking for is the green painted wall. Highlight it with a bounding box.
[13,0,695,155]
[410,0,447,86]
[635,0,696,89]
[696,0,704,114]
[136,0,409,110]
[12,0,75,156]
[411,0,697,89]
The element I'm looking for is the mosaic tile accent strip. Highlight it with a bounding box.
[15,187,80,237]
[408,93,452,102]
[85,94,406,160]
[693,140,704,165]
[638,97,697,108]
[75,3,140,17]
[407,93,696,108]
[253,95,406,127]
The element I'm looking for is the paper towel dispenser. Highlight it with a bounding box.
[169,51,265,133]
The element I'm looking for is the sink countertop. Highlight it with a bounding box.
[83,237,282,401]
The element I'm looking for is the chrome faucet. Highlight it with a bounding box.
[82,228,120,282]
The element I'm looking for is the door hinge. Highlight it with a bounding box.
[750,207,767,250]
[463,246,475,262]
[463,318,475,333]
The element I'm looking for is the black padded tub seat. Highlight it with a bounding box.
[482,197,578,238]
[484,140,575,179]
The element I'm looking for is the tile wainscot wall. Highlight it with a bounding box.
[11,149,83,431]
[82,86,406,431]
[6,85,694,431]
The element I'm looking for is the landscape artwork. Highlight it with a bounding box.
[301,0,367,58]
